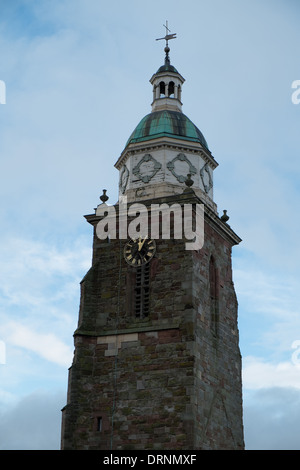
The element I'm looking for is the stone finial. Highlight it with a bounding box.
[185,173,194,187]
[221,210,229,222]
[100,189,109,203]
[183,174,195,194]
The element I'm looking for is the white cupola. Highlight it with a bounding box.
[150,45,185,113]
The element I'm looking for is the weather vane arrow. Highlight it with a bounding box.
[156,21,177,46]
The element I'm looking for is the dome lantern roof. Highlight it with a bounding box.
[114,27,216,208]
[126,110,209,150]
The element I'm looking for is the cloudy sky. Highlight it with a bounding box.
[0,0,299,450]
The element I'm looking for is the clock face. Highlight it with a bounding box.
[120,165,129,194]
[124,237,156,266]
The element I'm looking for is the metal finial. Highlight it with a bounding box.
[100,189,109,203]
[156,20,177,63]
[163,21,171,36]
[164,46,170,65]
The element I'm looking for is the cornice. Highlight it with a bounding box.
[84,190,241,246]
[204,204,242,246]
[149,70,185,84]
[114,136,218,170]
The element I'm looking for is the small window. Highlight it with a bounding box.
[209,256,216,300]
[97,417,102,432]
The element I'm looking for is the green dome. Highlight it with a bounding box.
[126,110,209,149]
[156,64,178,74]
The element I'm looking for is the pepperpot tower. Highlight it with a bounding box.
[61,29,244,450]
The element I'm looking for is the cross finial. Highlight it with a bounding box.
[156,21,177,65]
[163,21,171,36]
[156,20,177,47]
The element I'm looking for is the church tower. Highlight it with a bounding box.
[61,31,244,450]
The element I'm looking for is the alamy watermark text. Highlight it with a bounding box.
[0,80,6,104]
[96,196,204,250]
[291,80,300,104]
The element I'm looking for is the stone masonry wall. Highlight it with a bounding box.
[62,234,198,450]
[61,194,244,450]
[63,327,195,450]
[192,219,244,449]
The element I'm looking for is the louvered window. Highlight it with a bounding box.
[135,263,150,318]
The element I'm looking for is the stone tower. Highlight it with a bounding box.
[61,36,244,450]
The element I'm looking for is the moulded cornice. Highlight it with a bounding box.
[114,136,218,171]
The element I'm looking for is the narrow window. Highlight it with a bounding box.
[168,81,175,97]
[97,417,102,432]
[159,81,166,97]
[209,256,219,335]
[209,256,216,299]
[135,263,150,318]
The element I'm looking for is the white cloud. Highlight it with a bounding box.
[234,263,300,363]
[0,236,90,308]
[243,356,300,390]
[234,266,300,318]
[5,322,72,367]
[0,235,89,413]
[0,235,90,372]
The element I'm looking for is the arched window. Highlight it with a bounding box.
[209,256,219,335]
[209,256,216,299]
[159,81,166,97]
[168,81,175,97]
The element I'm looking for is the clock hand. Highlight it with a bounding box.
[138,236,148,251]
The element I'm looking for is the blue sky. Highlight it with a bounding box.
[0,0,300,450]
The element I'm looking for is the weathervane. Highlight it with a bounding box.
[156,21,177,64]
[156,21,177,46]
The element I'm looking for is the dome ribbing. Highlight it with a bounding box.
[126,110,209,150]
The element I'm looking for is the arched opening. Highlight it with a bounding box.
[209,256,216,298]
[159,81,166,97]
[168,81,175,97]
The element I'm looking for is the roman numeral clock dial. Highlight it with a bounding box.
[124,237,156,266]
